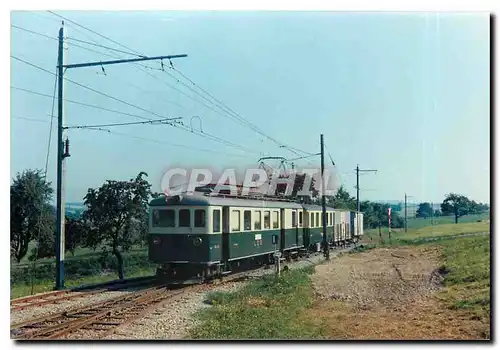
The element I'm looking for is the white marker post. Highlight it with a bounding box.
[272,234,281,277]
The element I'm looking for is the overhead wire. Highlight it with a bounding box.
[13,115,54,123]
[47,11,144,56]
[18,14,304,160]
[12,55,260,154]
[14,21,261,155]
[11,86,179,121]
[13,115,252,159]
[65,37,145,58]
[45,11,312,157]
[11,23,191,111]
[44,72,58,177]
[64,118,182,130]
[11,55,175,121]
[168,65,310,156]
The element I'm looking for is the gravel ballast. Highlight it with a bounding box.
[105,247,354,340]
[10,290,137,325]
[11,246,356,339]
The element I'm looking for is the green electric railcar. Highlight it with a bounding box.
[148,194,362,282]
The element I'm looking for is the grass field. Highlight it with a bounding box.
[13,244,147,267]
[364,221,490,243]
[437,235,490,330]
[405,213,489,229]
[11,267,155,299]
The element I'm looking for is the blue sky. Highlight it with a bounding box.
[10,11,490,204]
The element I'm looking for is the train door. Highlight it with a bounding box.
[222,206,230,261]
[297,209,304,247]
[291,209,298,247]
[332,212,336,244]
[354,212,358,238]
[280,208,286,252]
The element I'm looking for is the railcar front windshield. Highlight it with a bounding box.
[152,209,175,227]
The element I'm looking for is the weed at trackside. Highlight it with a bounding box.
[189,266,326,339]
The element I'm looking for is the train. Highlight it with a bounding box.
[148,193,364,283]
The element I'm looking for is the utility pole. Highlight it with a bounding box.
[55,24,66,290]
[355,165,377,212]
[356,165,359,212]
[54,22,188,289]
[320,134,329,260]
[405,193,408,233]
[404,193,414,233]
[431,201,433,225]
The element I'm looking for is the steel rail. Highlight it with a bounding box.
[11,276,156,311]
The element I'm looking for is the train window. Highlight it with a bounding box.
[299,211,303,226]
[213,209,221,232]
[254,211,262,230]
[231,210,240,231]
[272,211,279,229]
[316,213,319,227]
[310,213,315,227]
[179,209,191,227]
[244,210,252,230]
[329,213,332,225]
[152,209,175,227]
[194,209,206,228]
[292,211,297,227]
[264,211,270,229]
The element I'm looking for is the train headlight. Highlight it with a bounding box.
[153,237,161,245]
[193,237,203,247]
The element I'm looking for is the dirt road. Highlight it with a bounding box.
[306,246,488,340]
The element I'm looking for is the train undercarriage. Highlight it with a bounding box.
[155,237,360,284]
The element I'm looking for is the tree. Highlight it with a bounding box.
[358,200,404,229]
[434,209,441,217]
[28,204,56,261]
[360,201,375,229]
[65,217,88,256]
[468,201,489,215]
[441,193,471,224]
[416,202,434,218]
[83,172,152,279]
[10,169,54,262]
[328,185,356,210]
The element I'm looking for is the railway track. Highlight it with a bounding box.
[10,276,156,311]
[11,271,252,340]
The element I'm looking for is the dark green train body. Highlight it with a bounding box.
[148,194,363,282]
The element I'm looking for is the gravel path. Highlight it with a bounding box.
[311,245,443,309]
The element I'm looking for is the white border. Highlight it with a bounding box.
[4,2,497,349]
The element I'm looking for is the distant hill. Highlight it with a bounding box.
[66,203,85,219]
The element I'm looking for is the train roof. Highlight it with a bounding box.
[150,194,303,209]
[150,194,364,213]
[301,204,336,211]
